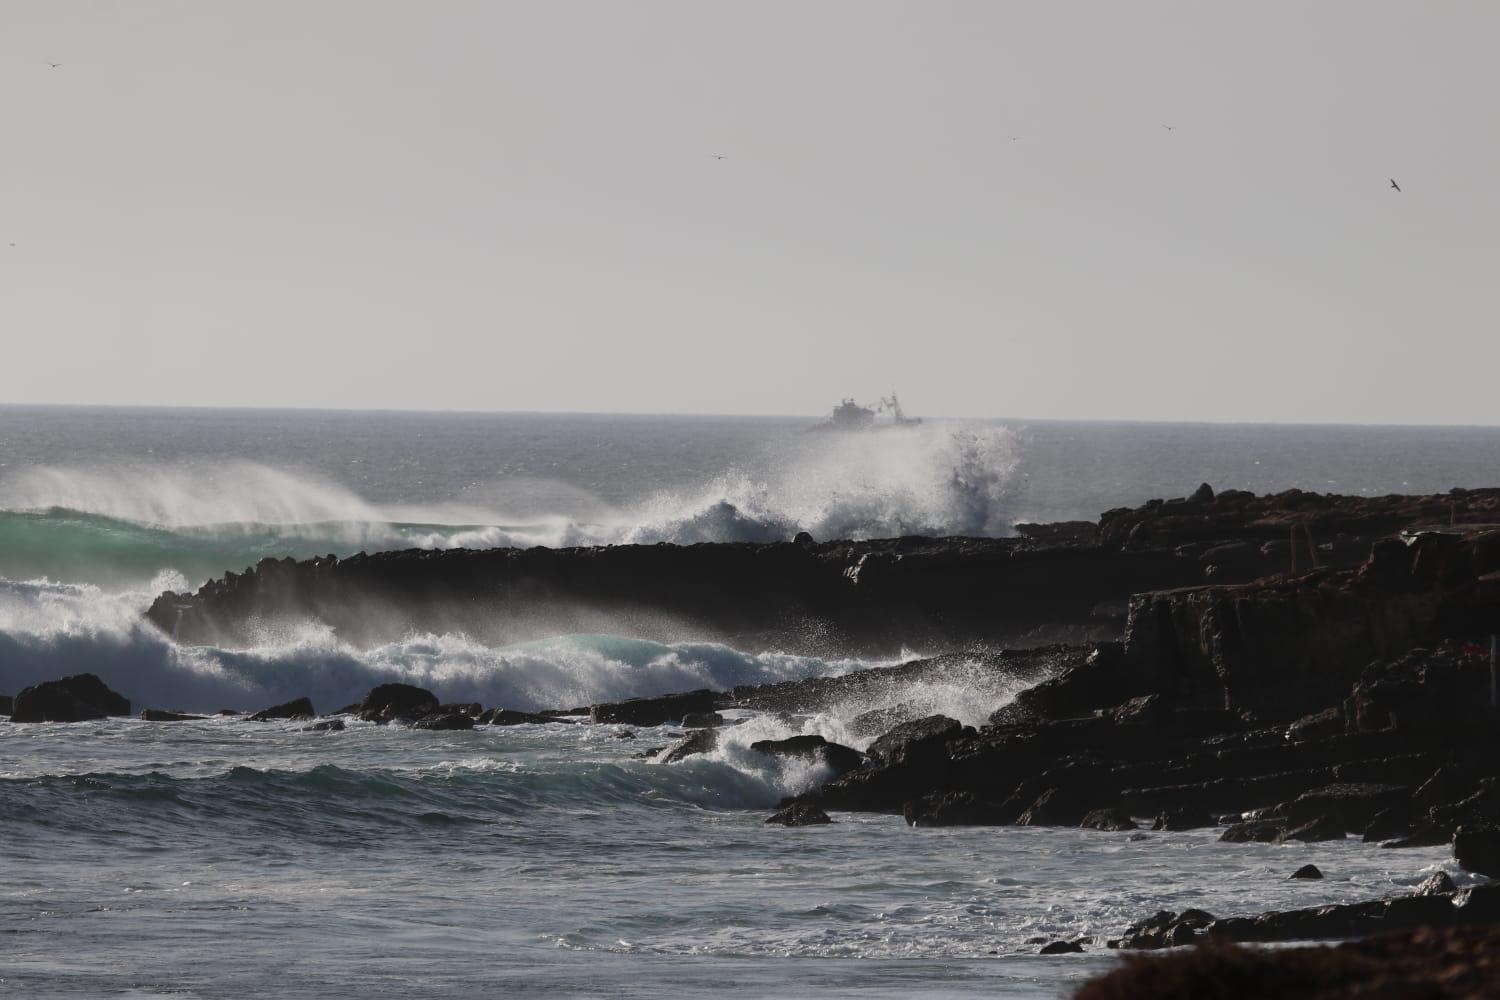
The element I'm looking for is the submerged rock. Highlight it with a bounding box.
[681,711,724,729]
[765,802,832,826]
[302,719,346,732]
[412,712,474,731]
[479,709,568,726]
[1039,939,1084,955]
[250,697,315,722]
[1289,864,1324,880]
[1081,807,1138,832]
[659,729,718,762]
[12,674,131,723]
[140,709,207,722]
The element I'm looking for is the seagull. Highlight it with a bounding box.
[1161,124,1176,131]
[711,154,726,160]
[1008,136,1021,141]
[48,62,61,69]
[1390,178,1401,192]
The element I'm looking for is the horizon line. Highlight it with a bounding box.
[5,400,1500,432]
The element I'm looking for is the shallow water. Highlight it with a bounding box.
[0,717,1462,998]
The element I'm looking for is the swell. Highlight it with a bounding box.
[0,761,791,841]
[0,424,1022,587]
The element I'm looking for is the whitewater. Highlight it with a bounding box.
[4,407,1499,997]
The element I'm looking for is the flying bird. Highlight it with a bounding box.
[1161,124,1176,131]
[1390,178,1401,192]
[48,62,61,69]
[711,154,726,160]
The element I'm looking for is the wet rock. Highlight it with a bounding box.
[634,746,667,759]
[590,689,718,727]
[659,729,718,763]
[1362,806,1414,843]
[250,697,315,722]
[681,712,724,729]
[1454,827,1500,877]
[1279,814,1347,843]
[0,695,11,715]
[359,683,438,722]
[216,709,241,716]
[865,715,964,763]
[765,802,832,826]
[1414,871,1456,895]
[11,674,131,723]
[903,791,1013,828]
[1289,864,1324,880]
[1286,707,1344,741]
[1078,926,1500,998]
[749,735,864,777]
[302,719,345,732]
[1081,807,1138,832]
[411,712,474,731]
[614,729,635,739]
[1151,807,1214,832]
[140,709,207,722]
[1018,787,1095,828]
[847,703,922,739]
[480,709,564,726]
[1220,819,1287,843]
[1039,939,1083,954]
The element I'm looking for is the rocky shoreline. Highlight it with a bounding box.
[14,484,1500,994]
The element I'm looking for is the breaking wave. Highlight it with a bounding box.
[0,422,1020,588]
[0,576,900,715]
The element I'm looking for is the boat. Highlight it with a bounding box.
[811,392,922,431]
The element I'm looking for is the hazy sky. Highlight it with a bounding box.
[1,2,1496,422]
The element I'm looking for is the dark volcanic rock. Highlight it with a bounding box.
[591,689,718,727]
[1454,827,1500,877]
[250,697,315,722]
[1220,819,1287,843]
[765,802,832,826]
[479,709,567,726]
[1289,864,1324,880]
[1152,808,1214,832]
[1279,814,1348,843]
[659,729,718,763]
[411,712,474,731]
[903,791,1013,828]
[1077,926,1500,1000]
[1017,787,1095,827]
[12,674,131,723]
[140,709,207,722]
[359,683,438,722]
[1415,871,1456,895]
[302,719,346,732]
[866,714,964,763]
[1039,939,1084,954]
[749,735,864,777]
[0,695,12,715]
[681,711,724,729]
[1081,807,1138,832]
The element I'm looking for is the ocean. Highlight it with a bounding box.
[2,405,1492,998]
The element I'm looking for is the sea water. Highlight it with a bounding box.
[1,406,1494,997]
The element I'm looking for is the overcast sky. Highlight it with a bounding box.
[1,2,1496,422]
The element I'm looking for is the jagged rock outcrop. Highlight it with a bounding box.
[11,674,130,723]
[147,488,1500,651]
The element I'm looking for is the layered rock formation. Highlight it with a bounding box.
[145,487,1500,651]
